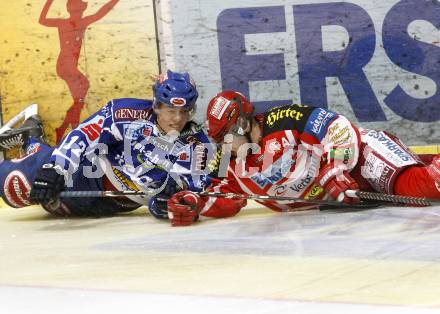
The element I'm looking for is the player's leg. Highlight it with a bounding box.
[355,130,425,196]
[0,141,53,208]
[394,154,440,199]
[51,160,141,217]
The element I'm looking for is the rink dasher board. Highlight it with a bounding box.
[155,0,440,145]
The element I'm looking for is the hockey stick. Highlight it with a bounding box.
[59,190,150,198]
[58,189,440,207]
[345,190,439,206]
[202,190,440,207]
[58,190,380,208]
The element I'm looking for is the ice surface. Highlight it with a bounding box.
[1,201,440,313]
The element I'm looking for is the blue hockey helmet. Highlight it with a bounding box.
[153,70,198,110]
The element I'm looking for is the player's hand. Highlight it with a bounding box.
[30,163,65,204]
[316,163,360,204]
[167,191,204,227]
[148,194,169,219]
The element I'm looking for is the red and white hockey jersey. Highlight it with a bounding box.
[200,104,361,217]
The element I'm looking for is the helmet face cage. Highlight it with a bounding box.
[228,116,249,136]
[153,70,198,111]
[227,96,250,136]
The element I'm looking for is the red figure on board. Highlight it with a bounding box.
[39,0,119,143]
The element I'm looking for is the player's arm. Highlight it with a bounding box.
[147,127,214,220]
[30,102,117,204]
[312,115,361,203]
[50,101,117,173]
[167,175,247,227]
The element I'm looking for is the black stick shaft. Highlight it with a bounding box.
[59,190,362,208]
[59,190,149,198]
[59,189,440,207]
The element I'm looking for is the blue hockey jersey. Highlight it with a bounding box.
[50,98,214,205]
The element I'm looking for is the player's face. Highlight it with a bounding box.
[220,133,250,158]
[221,118,258,157]
[155,103,191,133]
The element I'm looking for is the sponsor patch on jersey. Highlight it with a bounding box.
[329,147,354,164]
[273,184,287,196]
[11,143,42,163]
[114,108,150,121]
[210,97,230,120]
[362,130,417,167]
[3,171,32,208]
[25,142,42,155]
[179,152,189,161]
[124,122,155,140]
[176,146,191,162]
[265,105,307,127]
[193,145,208,171]
[288,157,320,193]
[303,184,324,200]
[262,105,314,137]
[170,97,187,107]
[266,139,282,154]
[80,118,104,141]
[361,151,396,194]
[112,167,140,191]
[305,108,336,141]
[208,149,222,176]
[326,121,352,146]
[142,126,153,137]
[250,157,295,188]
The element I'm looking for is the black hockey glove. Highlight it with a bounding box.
[30,163,65,204]
[148,194,169,219]
[147,179,182,220]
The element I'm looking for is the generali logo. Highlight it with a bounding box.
[114,108,150,121]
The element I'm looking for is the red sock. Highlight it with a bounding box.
[394,165,440,199]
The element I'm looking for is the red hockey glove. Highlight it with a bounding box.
[167,191,204,227]
[316,163,360,204]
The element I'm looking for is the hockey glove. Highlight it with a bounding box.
[30,163,65,204]
[148,194,170,219]
[316,163,360,204]
[147,180,182,219]
[167,191,204,227]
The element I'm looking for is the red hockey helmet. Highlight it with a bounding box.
[206,91,254,142]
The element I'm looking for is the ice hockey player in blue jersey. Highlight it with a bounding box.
[0,70,213,218]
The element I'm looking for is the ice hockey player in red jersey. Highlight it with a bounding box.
[167,90,440,226]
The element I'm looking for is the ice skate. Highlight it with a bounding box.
[0,104,45,151]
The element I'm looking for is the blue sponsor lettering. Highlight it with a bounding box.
[382,0,440,122]
[217,2,440,123]
[217,6,289,111]
[306,108,336,140]
[293,2,385,122]
[367,132,411,161]
[250,157,294,188]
